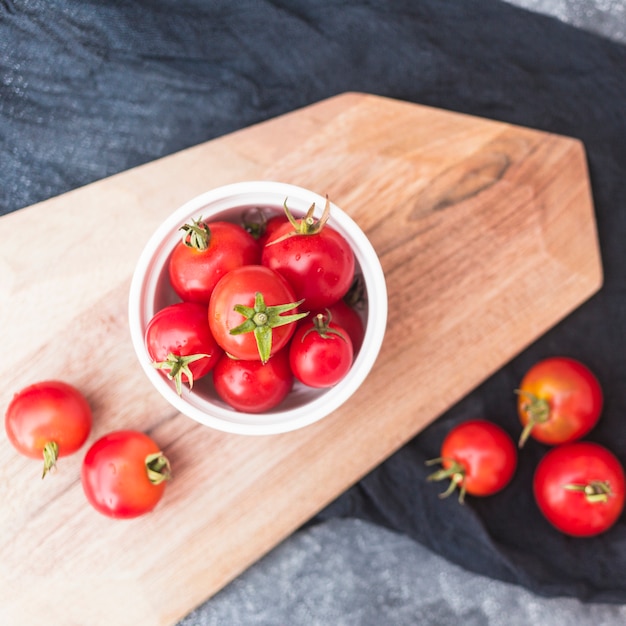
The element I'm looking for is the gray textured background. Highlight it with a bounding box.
[178,2,626,624]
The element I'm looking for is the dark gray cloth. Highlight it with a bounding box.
[2,0,626,606]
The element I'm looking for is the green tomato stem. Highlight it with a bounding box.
[515,389,551,448]
[425,457,468,504]
[42,441,59,479]
[145,452,172,485]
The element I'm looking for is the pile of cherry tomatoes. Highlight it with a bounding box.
[146,198,365,412]
[3,198,366,519]
[427,356,625,538]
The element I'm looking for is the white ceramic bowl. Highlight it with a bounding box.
[128,181,387,435]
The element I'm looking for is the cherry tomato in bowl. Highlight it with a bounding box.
[289,313,354,388]
[145,301,223,395]
[212,348,294,413]
[516,357,603,447]
[81,430,171,519]
[426,419,517,503]
[208,264,307,363]
[168,219,260,304]
[5,380,92,478]
[533,442,625,537]
[261,198,356,309]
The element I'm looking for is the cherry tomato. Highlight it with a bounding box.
[261,198,355,309]
[517,357,603,447]
[212,348,293,412]
[5,380,92,478]
[426,419,517,503]
[208,265,306,363]
[533,442,625,537]
[81,430,171,519]
[311,299,365,354]
[289,313,354,388]
[168,219,260,304]
[145,302,223,395]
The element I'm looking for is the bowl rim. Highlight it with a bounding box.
[128,181,387,435]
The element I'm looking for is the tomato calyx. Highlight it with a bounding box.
[426,457,468,504]
[152,352,211,395]
[42,441,59,479]
[563,480,615,504]
[145,451,172,485]
[179,216,211,251]
[515,389,551,448]
[267,197,331,245]
[302,311,348,342]
[230,291,307,363]
[240,206,267,239]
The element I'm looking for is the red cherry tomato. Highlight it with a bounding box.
[261,199,355,309]
[208,265,306,363]
[168,219,260,304]
[517,357,603,447]
[427,419,517,503]
[81,430,171,519]
[145,302,223,395]
[5,380,92,477]
[212,348,294,412]
[533,442,625,537]
[289,313,354,388]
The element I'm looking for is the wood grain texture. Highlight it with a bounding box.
[0,93,602,625]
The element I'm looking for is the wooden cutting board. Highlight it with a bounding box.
[0,93,602,626]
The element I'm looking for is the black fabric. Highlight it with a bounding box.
[2,0,626,603]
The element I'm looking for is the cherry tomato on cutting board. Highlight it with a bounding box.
[426,419,517,503]
[145,301,223,395]
[261,198,355,309]
[81,430,171,519]
[516,357,603,447]
[168,218,260,304]
[5,380,92,478]
[208,264,307,363]
[533,442,625,537]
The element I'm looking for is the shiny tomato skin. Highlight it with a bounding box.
[168,220,260,304]
[261,221,355,309]
[517,357,603,446]
[533,442,625,537]
[212,348,293,412]
[208,265,302,361]
[81,430,169,519]
[145,302,222,388]
[257,214,289,248]
[5,380,92,460]
[289,319,354,388]
[438,419,517,498]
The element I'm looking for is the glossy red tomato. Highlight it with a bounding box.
[427,419,517,503]
[81,430,171,519]
[5,380,92,477]
[533,442,625,537]
[168,219,260,304]
[289,314,354,388]
[261,199,355,309]
[208,265,306,363]
[212,348,293,412]
[145,302,223,395]
[517,357,603,447]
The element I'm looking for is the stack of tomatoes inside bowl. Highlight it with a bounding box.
[129,182,387,435]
